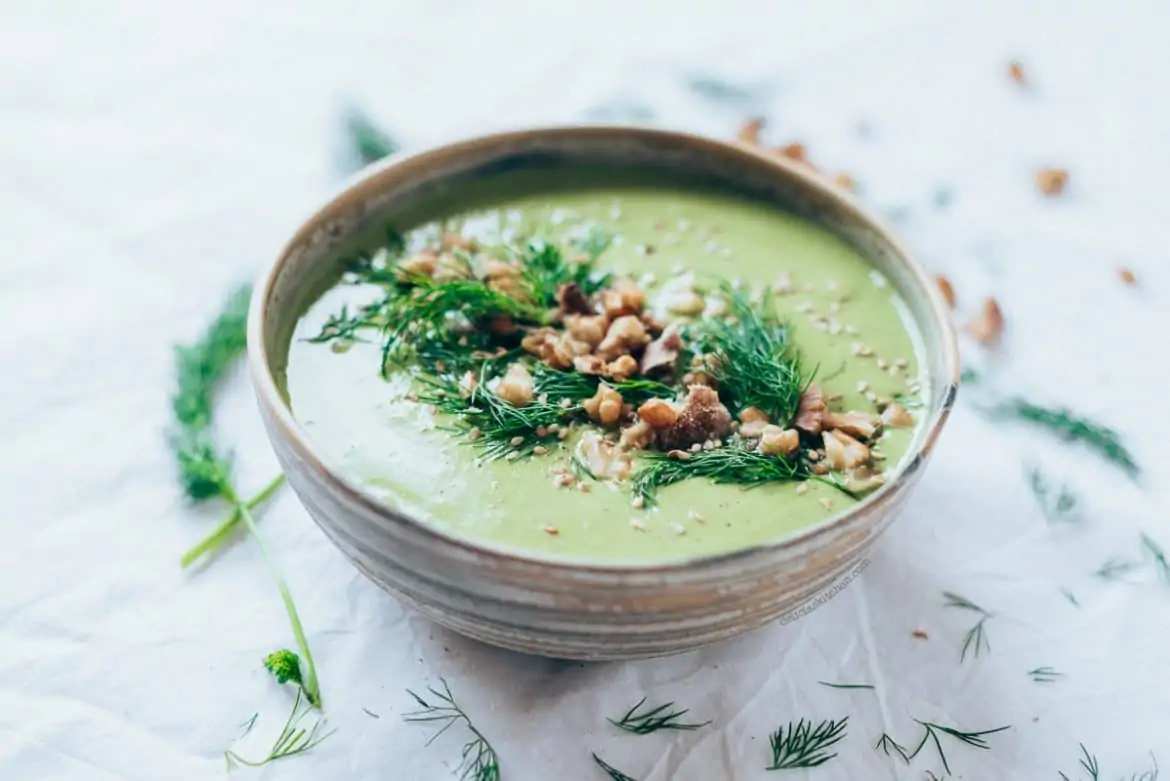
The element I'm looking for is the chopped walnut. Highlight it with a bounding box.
[572,354,606,375]
[683,353,719,387]
[823,430,871,471]
[657,385,732,450]
[483,259,528,300]
[881,403,915,428]
[487,315,518,335]
[637,398,679,429]
[523,328,592,370]
[598,278,644,318]
[758,426,800,456]
[556,282,593,316]
[495,363,534,407]
[793,383,827,435]
[842,468,886,494]
[640,326,682,376]
[739,420,768,438]
[397,249,438,279]
[596,315,649,360]
[1118,267,1138,286]
[935,275,956,308]
[736,117,765,145]
[440,233,478,251]
[739,406,770,424]
[833,172,857,192]
[604,354,638,380]
[583,383,624,427]
[564,313,609,348]
[966,297,1005,346]
[823,410,880,440]
[576,430,632,480]
[776,142,816,171]
[1035,168,1069,197]
[618,420,655,451]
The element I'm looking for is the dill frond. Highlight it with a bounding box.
[993,397,1138,478]
[608,697,710,735]
[1028,467,1079,522]
[690,285,809,425]
[909,721,1010,776]
[1095,557,1141,580]
[943,592,993,662]
[405,680,500,781]
[592,754,638,781]
[224,689,333,769]
[766,717,848,770]
[1028,666,1064,683]
[1061,743,1100,780]
[172,285,251,431]
[818,682,875,690]
[874,732,910,762]
[179,474,286,569]
[344,108,398,168]
[632,446,808,507]
[1061,587,1081,607]
[1140,533,1170,586]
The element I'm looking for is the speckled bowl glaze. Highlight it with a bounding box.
[248,126,959,660]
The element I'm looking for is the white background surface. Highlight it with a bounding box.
[3,2,1169,779]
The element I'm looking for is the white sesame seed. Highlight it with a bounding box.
[851,341,864,354]
[827,322,843,336]
[796,302,815,313]
[795,483,809,495]
[865,391,879,404]
[812,320,829,332]
[819,498,834,510]
[876,358,889,370]
[690,443,702,453]
[829,301,840,313]
[533,445,548,456]
[468,427,482,441]
[688,509,705,523]
[677,218,691,231]
[548,424,560,434]
[872,452,887,461]
[630,518,646,531]
[704,240,718,253]
[826,279,839,292]
[578,482,591,493]
[856,380,870,392]
[505,451,520,461]
[670,522,687,536]
[670,263,686,274]
[719,247,733,258]
[609,206,622,220]
[807,450,821,461]
[888,366,900,377]
[894,357,909,369]
[844,325,859,335]
[541,524,559,535]
[510,436,525,447]
[632,495,645,509]
[826,393,843,402]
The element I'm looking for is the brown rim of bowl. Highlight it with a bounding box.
[248,124,960,575]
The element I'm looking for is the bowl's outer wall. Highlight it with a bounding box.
[250,126,959,660]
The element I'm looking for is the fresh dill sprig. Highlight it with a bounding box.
[344,108,398,168]
[818,682,875,690]
[179,473,286,568]
[1124,754,1160,781]
[631,446,808,507]
[1060,743,1100,781]
[992,397,1139,478]
[874,732,910,762]
[405,679,500,781]
[592,754,638,781]
[1028,467,1079,522]
[765,717,848,771]
[686,74,766,108]
[168,288,317,706]
[608,697,710,735]
[224,689,333,770]
[909,721,1011,776]
[1028,666,1064,683]
[532,364,675,407]
[1095,557,1141,581]
[943,591,993,662]
[1061,587,1081,607]
[1140,533,1170,586]
[690,285,809,425]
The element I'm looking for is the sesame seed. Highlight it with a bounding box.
[857,380,870,392]
[548,424,560,434]
[796,302,815,313]
[677,218,692,231]
[560,398,573,409]
[826,279,839,292]
[872,452,887,461]
[826,393,843,402]
[690,442,702,452]
[688,509,705,523]
[468,427,483,441]
[558,428,570,440]
[827,322,842,336]
[894,357,908,369]
[865,391,879,404]
[719,247,733,258]
[829,301,840,313]
[818,498,834,510]
[630,518,646,531]
[888,366,900,377]
[795,483,809,495]
[538,392,549,404]
[541,525,559,535]
[704,240,718,253]
[807,450,821,461]
[670,263,686,274]
[505,451,520,461]
[609,206,622,220]
[533,445,548,456]
[876,358,889,370]
[632,495,645,509]
[536,425,547,437]
[811,463,828,475]
[812,319,829,332]
[510,436,525,447]
[578,482,592,493]
[670,523,687,536]
[844,325,859,335]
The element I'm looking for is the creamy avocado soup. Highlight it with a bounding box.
[283,168,926,562]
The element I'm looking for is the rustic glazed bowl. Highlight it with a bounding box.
[248,126,959,661]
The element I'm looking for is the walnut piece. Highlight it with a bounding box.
[758,426,799,456]
[618,420,655,451]
[637,398,678,429]
[739,406,770,424]
[604,354,638,380]
[935,274,956,309]
[966,297,1005,346]
[823,430,871,471]
[598,278,645,318]
[556,282,593,316]
[522,327,591,370]
[1118,267,1138,286]
[583,383,624,427]
[739,420,768,438]
[833,172,857,192]
[823,410,879,440]
[657,385,732,449]
[397,249,437,279]
[576,430,632,480]
[881,403,915,428]
[495,363,534,407]
[483,259,527,300]
[640,326,682,376]
[564,313,609,348]
[1035,168,1069,197]
[596,315,649,360]
[793,383,827,434]
[572,354,605,375]
[736,117,765,145]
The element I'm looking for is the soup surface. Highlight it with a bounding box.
[283,168,926,562]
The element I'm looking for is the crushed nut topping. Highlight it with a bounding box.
[823,430,871,471]
[576,430,632,480]
[881,403,915,428]
[637,398,679,429]
[935,275,956,309]
[758,426,800,456]
[1035,167,1069,197]
[597,315,650,360]
[1118,267,1138,286]
[823,410,880,440]
[966,296,1005,346]
[583,383,624,427]
[736,117,765,145]
[640,326,683,377]
[657,385,733,450]
[794,383,827,435]
[496,363,534,407]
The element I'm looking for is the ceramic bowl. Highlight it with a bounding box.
[248,126,959,660]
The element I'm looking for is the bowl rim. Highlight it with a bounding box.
[248,123,960,576]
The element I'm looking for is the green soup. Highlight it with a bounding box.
[283,168,926,562]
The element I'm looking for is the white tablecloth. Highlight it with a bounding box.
[3,2,1168,779]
